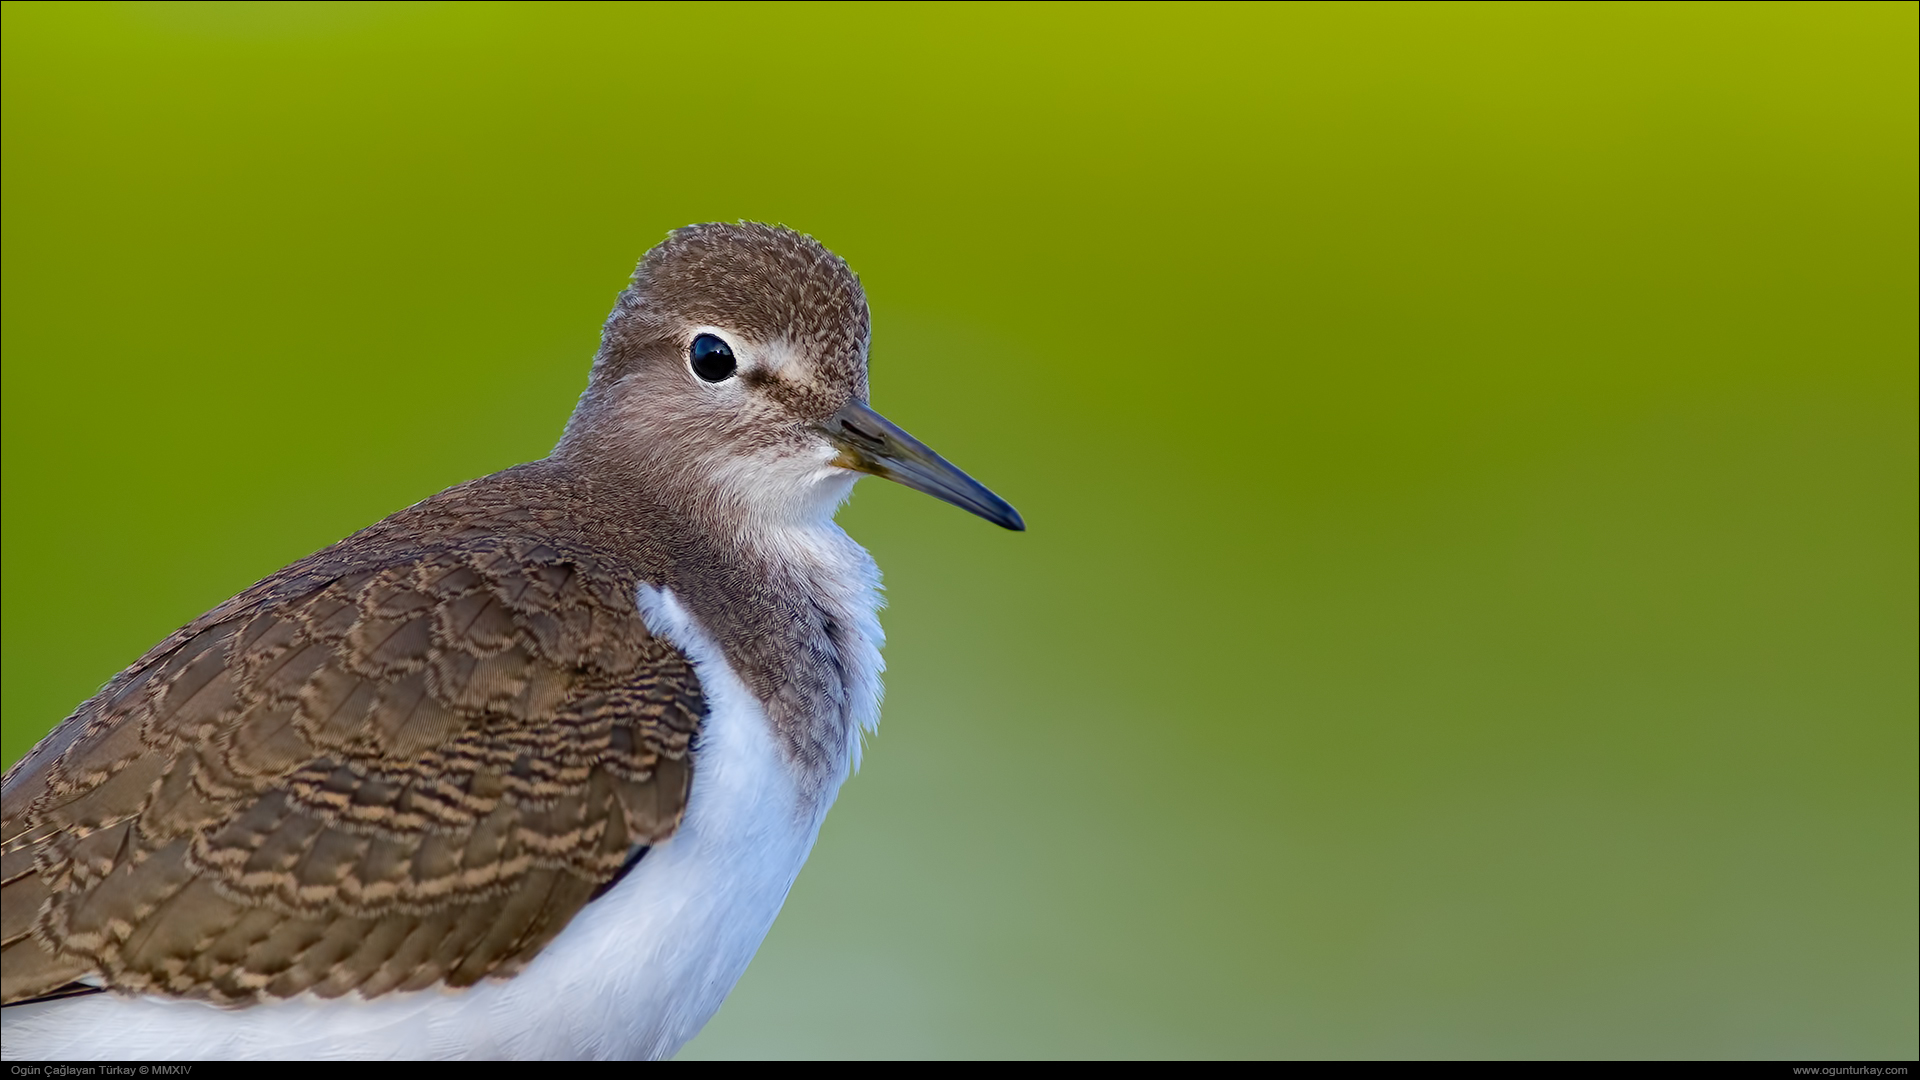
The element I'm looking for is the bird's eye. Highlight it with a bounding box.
[689,334,737,382]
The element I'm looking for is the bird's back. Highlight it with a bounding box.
[0,464,726,1057]
[2,573,829,1058]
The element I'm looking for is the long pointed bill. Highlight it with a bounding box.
[820,400,1026,531]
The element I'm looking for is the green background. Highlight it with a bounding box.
[3,1,1914,1059]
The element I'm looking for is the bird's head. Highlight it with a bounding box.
[560,222,1022,537]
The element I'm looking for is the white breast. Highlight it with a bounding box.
[1,582,874,1061]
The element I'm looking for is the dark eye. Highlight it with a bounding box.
[689,333,737,382]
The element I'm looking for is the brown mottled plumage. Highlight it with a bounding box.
[1,475,701,1005]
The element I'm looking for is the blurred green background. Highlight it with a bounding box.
[3,0,1914,1059]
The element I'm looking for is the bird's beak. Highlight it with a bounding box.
[820,400,1025,531]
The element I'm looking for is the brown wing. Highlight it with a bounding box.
[0,537,701,1005]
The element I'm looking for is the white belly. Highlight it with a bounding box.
[1,585,834,1061]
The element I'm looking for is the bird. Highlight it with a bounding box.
[0,222,1024,1060]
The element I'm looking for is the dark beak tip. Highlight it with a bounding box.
[827,400,1027,534]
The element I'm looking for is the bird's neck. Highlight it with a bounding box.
[681,516,886,805]
[517,457,886,803]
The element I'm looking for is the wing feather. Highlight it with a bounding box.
[0,536,701,1006]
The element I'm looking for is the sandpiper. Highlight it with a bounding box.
[0,222,1023,1060]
